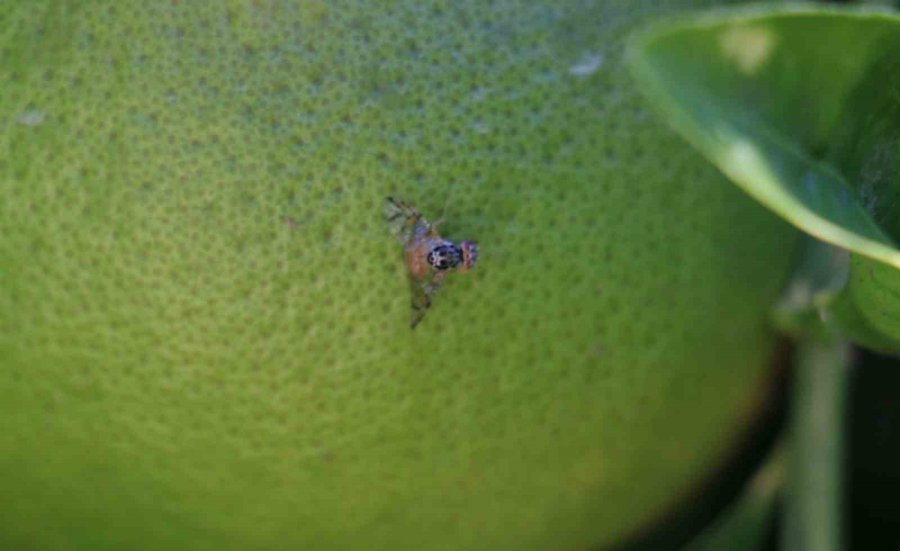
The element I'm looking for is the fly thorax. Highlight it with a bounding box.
[426,242,462,271]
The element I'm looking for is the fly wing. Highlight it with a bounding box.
[409,270,445,329]
[384,196,431,244]
[385,196,446,328]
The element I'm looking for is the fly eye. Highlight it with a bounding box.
[458,240,478,269]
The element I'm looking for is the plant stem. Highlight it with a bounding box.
[783,338,851,551]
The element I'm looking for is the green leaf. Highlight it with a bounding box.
[627,6,900,351]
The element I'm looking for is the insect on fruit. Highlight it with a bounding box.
[384,196,478,328]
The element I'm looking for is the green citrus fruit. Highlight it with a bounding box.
[0,1,796,549]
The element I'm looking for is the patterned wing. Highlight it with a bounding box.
[409,270,445,329]
[384,196,430,244]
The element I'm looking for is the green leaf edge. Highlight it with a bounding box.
[625,4,900,270]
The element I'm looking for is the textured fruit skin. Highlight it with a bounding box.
[0,1,796,550]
